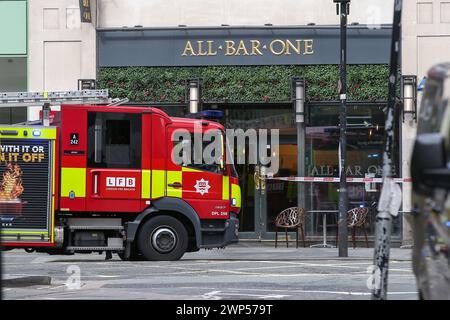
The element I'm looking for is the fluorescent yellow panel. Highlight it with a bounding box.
[222,176,230,200]
[52,141,56,194]
[151,170,165,199]
[167,170,182,198]
[1,230,48,235]
[0,126,57,140]
[181,167,202,173]
[231,183,241,208]
[61,167,86,197]
[141,170,151,198]
[51,141,56,243]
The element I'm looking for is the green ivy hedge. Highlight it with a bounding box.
[98,65,389,103]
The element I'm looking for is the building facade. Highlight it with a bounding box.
[21,0,450,245]
[27,0,96,119]
[0,0,28,124]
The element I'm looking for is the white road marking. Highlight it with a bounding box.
[31,257,54,264]
[201,290,289,300]
[188,268,416,279]
[36,285,66,290]
[220,293,290,299]
[40,260,241,272]
[243,260,408,267]
[201,290,222,300]
[233,262,412,272]
[25,271,210,282]
[187,286,416,297]
[37,260,242,267]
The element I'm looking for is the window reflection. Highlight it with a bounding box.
[304,103,401,237]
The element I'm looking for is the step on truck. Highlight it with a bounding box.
[0,93,241,261]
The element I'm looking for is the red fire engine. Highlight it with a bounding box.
[0,90,241,261]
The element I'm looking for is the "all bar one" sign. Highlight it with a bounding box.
[181,39,314,57]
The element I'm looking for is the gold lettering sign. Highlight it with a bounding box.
[235,40,250,56]
[225,40,236,56]
[207,40,217,56]
[269,39,285,55]
[181,41,196,56]
[181,39,315,57]
[304,39,314,55]
[250,40,262,55]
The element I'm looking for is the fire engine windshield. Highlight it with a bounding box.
[173,130,227,174]
[226,138,238,178]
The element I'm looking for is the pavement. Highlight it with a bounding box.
[1,243,418,300]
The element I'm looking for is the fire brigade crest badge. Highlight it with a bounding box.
[194,178,210,195]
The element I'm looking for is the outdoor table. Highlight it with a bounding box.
[308,210,338,248]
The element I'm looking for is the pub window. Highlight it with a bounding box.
[87,112,141,168]
[303,103,401,237]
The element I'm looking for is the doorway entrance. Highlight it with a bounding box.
[217,104,297,239]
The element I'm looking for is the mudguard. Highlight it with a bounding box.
[125,197,202,247]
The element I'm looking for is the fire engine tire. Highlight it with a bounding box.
[137,215,188,261]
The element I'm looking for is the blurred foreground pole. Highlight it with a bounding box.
[372,0,403,300]
[334,0,350,258]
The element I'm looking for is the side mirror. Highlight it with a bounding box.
[411,133,450,196]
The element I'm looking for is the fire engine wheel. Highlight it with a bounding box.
[138,215,188,261]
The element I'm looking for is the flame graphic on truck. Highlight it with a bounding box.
[0,162,25,215]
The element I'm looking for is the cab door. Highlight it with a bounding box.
[85,111,143,212]
[166,127,230,219]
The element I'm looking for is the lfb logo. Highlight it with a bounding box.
[106,177,136,188]
[194,178,211,195]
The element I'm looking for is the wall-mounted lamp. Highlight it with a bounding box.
[186,79,202,114]
[78,79,96,90]
[291,77,306,124]
[401,75,417,122]
[334,0,350,15]
[42,102,51,127]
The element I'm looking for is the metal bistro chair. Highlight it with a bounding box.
[275,207,306,248]
[335,207,369,249]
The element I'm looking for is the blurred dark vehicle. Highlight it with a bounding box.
[411,62,450,300]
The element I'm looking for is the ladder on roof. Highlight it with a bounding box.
[0,89,110,108]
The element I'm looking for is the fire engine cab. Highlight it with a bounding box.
[0,90,241,261]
